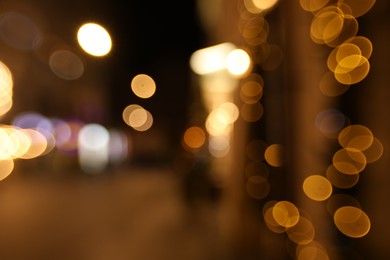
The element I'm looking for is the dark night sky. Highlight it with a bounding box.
[1,0,207,153]
[106,1,206,147]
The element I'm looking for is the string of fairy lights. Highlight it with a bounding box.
[233,0,381,259]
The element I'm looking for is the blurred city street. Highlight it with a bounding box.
[1,0,390,259]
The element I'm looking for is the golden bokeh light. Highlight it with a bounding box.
[264,143,285,167]
[131,74,156,99]
[183,126,206,150]
[240,79,263,104]
[334,57,370,85]
[272,201,300,228]
[77,23,112,57]
[0,127,12,159]
[334,206,371,238]
[19,128,48,159]
[122,104,142,126]
[226,49,251,77]
[363,137,384,163]
[327,43,362,73]
[128,108,148,128]
[310,6,345,45]
[190,42,236,75]
[332,148,367,175]
[303,175,333,201]
[216,102,240,124]
[123,105,154,132]
[132,109,153,132]
[345,36,373,60]
[244,0,279,14]
[205,109,232,136]
[296,241,329,260]
[338,124,374,151]
[240,16,269,47]
[263,201,286,234]
[326,164,359,189]
[338,0,376,18]
[0,60,13,117]
[326,14,359,47]
[299,0,330,13]
[286,216,315,245]
[0,159,14,181]
[3,126,32,159]
[309,4,359,47]
[297,242,329,260]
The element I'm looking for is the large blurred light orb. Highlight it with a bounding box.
[79,123,109,150]
[226,49,251,76]
[77,23,112,57]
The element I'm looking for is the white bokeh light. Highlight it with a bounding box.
[77,23,112,57]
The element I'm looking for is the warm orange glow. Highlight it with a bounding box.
[0,60,13,116]
[19,128,48,159]
[0,159,14,181]
[244,0,279,14]
[264,144,285,167]
[296,241,329,260]
[272,201,300,228]
[338,125,374,151]
[299,0,329,12]
[334,206,371,238]
[338,0,376,18]
[131,74,156,99]
[310,6,345,45]
[240,17,269,47]
[332,148,367,175]
[303,175,333,201]
[190,42,236,75]
[363,137,384,163]
[132,110,153,132]
[334,57,370,85]
[286,216,315,245]
[263,205,286,234]
[183,126,206,150]
[240,78,263,104]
